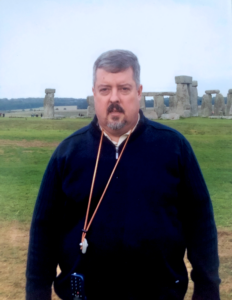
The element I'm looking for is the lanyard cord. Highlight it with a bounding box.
[81,129,132,249]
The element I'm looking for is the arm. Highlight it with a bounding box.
[26,150,64,300]
[179,138,220,300]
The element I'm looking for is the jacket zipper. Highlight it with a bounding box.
[115,146,119,159]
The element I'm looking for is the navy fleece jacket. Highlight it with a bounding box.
[26,111,220,300]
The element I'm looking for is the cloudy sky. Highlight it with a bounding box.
[0,0,231,99]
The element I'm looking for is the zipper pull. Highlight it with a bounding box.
[115,146,119,159]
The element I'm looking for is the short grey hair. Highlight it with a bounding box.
[93,49,140,87]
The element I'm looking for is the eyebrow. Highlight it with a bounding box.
[98,84,132,88]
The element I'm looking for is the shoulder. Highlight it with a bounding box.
[53,123,93,157]
[145,118,186,141]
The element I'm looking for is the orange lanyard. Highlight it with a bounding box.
[80,129,132,253]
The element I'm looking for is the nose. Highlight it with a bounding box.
[109,88,119,103]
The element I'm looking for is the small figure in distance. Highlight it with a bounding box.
[26,50,220,300]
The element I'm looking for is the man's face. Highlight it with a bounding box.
[92,67,142,132]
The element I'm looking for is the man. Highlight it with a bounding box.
[26,50,220,300]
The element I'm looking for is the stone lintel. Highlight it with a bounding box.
[142,92,176,97]
[205,89,220,95]
[175,76,192,84]
[142,92,157,97]
[228,89,232,94]
[154,92,176,96]
[192,81,198,87]
[45,88,56,94]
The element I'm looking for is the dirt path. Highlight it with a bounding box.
[0,222,231,300]
[0,139,59,148]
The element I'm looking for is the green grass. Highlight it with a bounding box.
[0,117,232,228]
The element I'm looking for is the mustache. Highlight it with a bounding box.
[107,103,125,114]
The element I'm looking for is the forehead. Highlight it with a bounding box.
[95,67,135,86]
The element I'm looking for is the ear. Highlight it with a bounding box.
[138,85,143,100]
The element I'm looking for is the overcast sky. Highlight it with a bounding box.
[0,0,231,99]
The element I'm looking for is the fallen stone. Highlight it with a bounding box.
[160,113,180,120]
[192,81,198,87]
[175,76,192,84]
[205,90,220,95]
[214,93,225,116]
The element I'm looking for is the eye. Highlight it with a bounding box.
[99,88,110,95]
[120,87,130,94]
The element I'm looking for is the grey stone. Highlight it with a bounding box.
[175,76,192,84]
[144,110,158,120]
[169,96,177,113]
[201,94,212,117]
[160,113,179,120]
[189,84,198,116]
[226,93,232,116]
[192,81,198,87]
[214,93,225,116]
[205,90,220,95]
[176,83,190,116]
[140,95,146,111]
[183,110,191,118]
[154,95,165,117]
[154,92,176,96]
[45,88,55,93]
[43,88,55,118]
[142,92,157,97]
[228,89,232,94]
[86,96,95,117]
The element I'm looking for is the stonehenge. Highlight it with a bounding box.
[43,89,55,118]
[41,80,231,121]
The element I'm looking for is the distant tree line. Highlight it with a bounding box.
[0,98,87,111]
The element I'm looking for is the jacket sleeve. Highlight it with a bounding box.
[179,138,220,300]
[26,149,64,300]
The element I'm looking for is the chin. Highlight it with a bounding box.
[107,121,127,130]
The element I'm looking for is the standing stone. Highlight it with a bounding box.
[175,76,192,117]
[201,94,212,117]
[190,81,198,116]
[43,89,55,118]
[226,90,232,116]
[140,95,146,111]
[154,95,165,117]
[214,93,225,116]
[176,83,191,116]
[86,96,95,117]
[169,95,177,113]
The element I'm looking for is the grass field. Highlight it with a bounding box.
[0,117,232,299]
